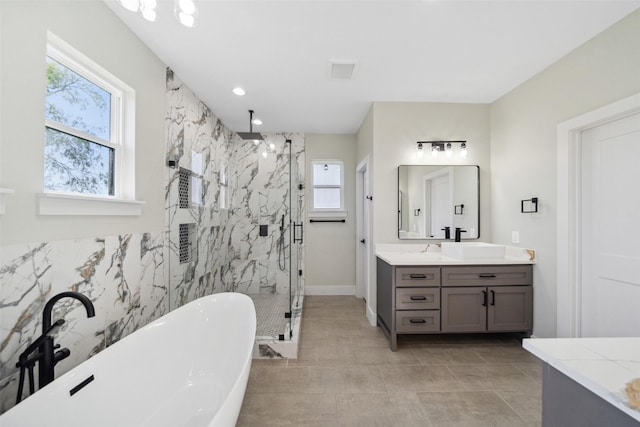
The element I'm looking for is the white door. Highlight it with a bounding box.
[581,112,640,337]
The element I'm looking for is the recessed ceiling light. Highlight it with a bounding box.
[252,118,262,125]
[233,87,246,96]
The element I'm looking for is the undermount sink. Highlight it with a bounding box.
[441,242,506,259]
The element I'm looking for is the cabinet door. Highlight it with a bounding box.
[487,286,533,332]
[441,287,487,332]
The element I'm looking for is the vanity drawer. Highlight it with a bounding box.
[395,267,440,287]
[395,310,440,333]
[396,288,440,310]
[441,265,532,287]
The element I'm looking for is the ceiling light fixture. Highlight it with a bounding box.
[252,118,263,126]
[237,110,264,143]
[119,0,197,27]
[417,141,468,159]
[232,87,246,96]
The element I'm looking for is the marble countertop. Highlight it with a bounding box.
[375,243,536,266]
[523,337,640,422]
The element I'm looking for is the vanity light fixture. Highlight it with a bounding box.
[416,140,468,159]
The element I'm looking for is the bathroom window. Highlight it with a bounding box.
[39,33,140,215]
[310,160,346,218]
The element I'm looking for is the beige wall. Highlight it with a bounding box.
[305,133,357,294]
[372,102,492,244]
[0,1,166,245]
[490,9,640,338]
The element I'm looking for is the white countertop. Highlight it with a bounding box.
[375,243,535,265]
[523,337,640,422]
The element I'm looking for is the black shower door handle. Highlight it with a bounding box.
[293,222,303,244]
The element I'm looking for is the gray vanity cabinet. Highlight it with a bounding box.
[377,259,533,351]
[441,265,533,333]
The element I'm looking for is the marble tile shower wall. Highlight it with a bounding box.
[166,68,305,308]
[0,232,168,412]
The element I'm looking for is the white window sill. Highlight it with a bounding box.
[38,192,145,216]
[309,209,347,220]
[0,188,15,215]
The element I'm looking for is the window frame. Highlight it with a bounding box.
[310,159,347,219]
[39,33,142,216]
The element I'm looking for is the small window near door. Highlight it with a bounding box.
[310,160,346,219]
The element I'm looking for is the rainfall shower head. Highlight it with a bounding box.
[237,110,264,142]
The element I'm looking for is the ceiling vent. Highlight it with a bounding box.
[329,61,357,80]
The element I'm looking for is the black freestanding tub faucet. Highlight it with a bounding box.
[15,291,95,403]
[40,292,95,388]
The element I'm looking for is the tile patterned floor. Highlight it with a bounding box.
[238,296,542,426]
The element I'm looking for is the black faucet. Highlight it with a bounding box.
[441,226,451,240]
[15,292,95,403]
[454,227,467,242]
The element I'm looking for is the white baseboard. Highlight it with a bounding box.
[305,285,356,295]
[366,305,377,327]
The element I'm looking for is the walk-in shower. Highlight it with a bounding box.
[166,73,304,358]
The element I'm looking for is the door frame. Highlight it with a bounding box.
[556,92,640,337]
[356,156,375,325]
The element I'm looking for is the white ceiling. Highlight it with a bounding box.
[104,0,640,134]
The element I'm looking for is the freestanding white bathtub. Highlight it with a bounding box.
[1,292,256,427]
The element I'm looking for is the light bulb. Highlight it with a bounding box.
[252,118,263,126]
[460,142,468,158]
[262,151,268,158]
[178,0,196,15]
[120,0,140,12]
[253,139,260,146]
[417,142,424,158]
[445,142,453,158]
[141,7,157,21]
[431,145,439,158]
[269,143,275,151]
[178,11,196,28]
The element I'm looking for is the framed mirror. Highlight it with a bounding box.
[398,165,479,240]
